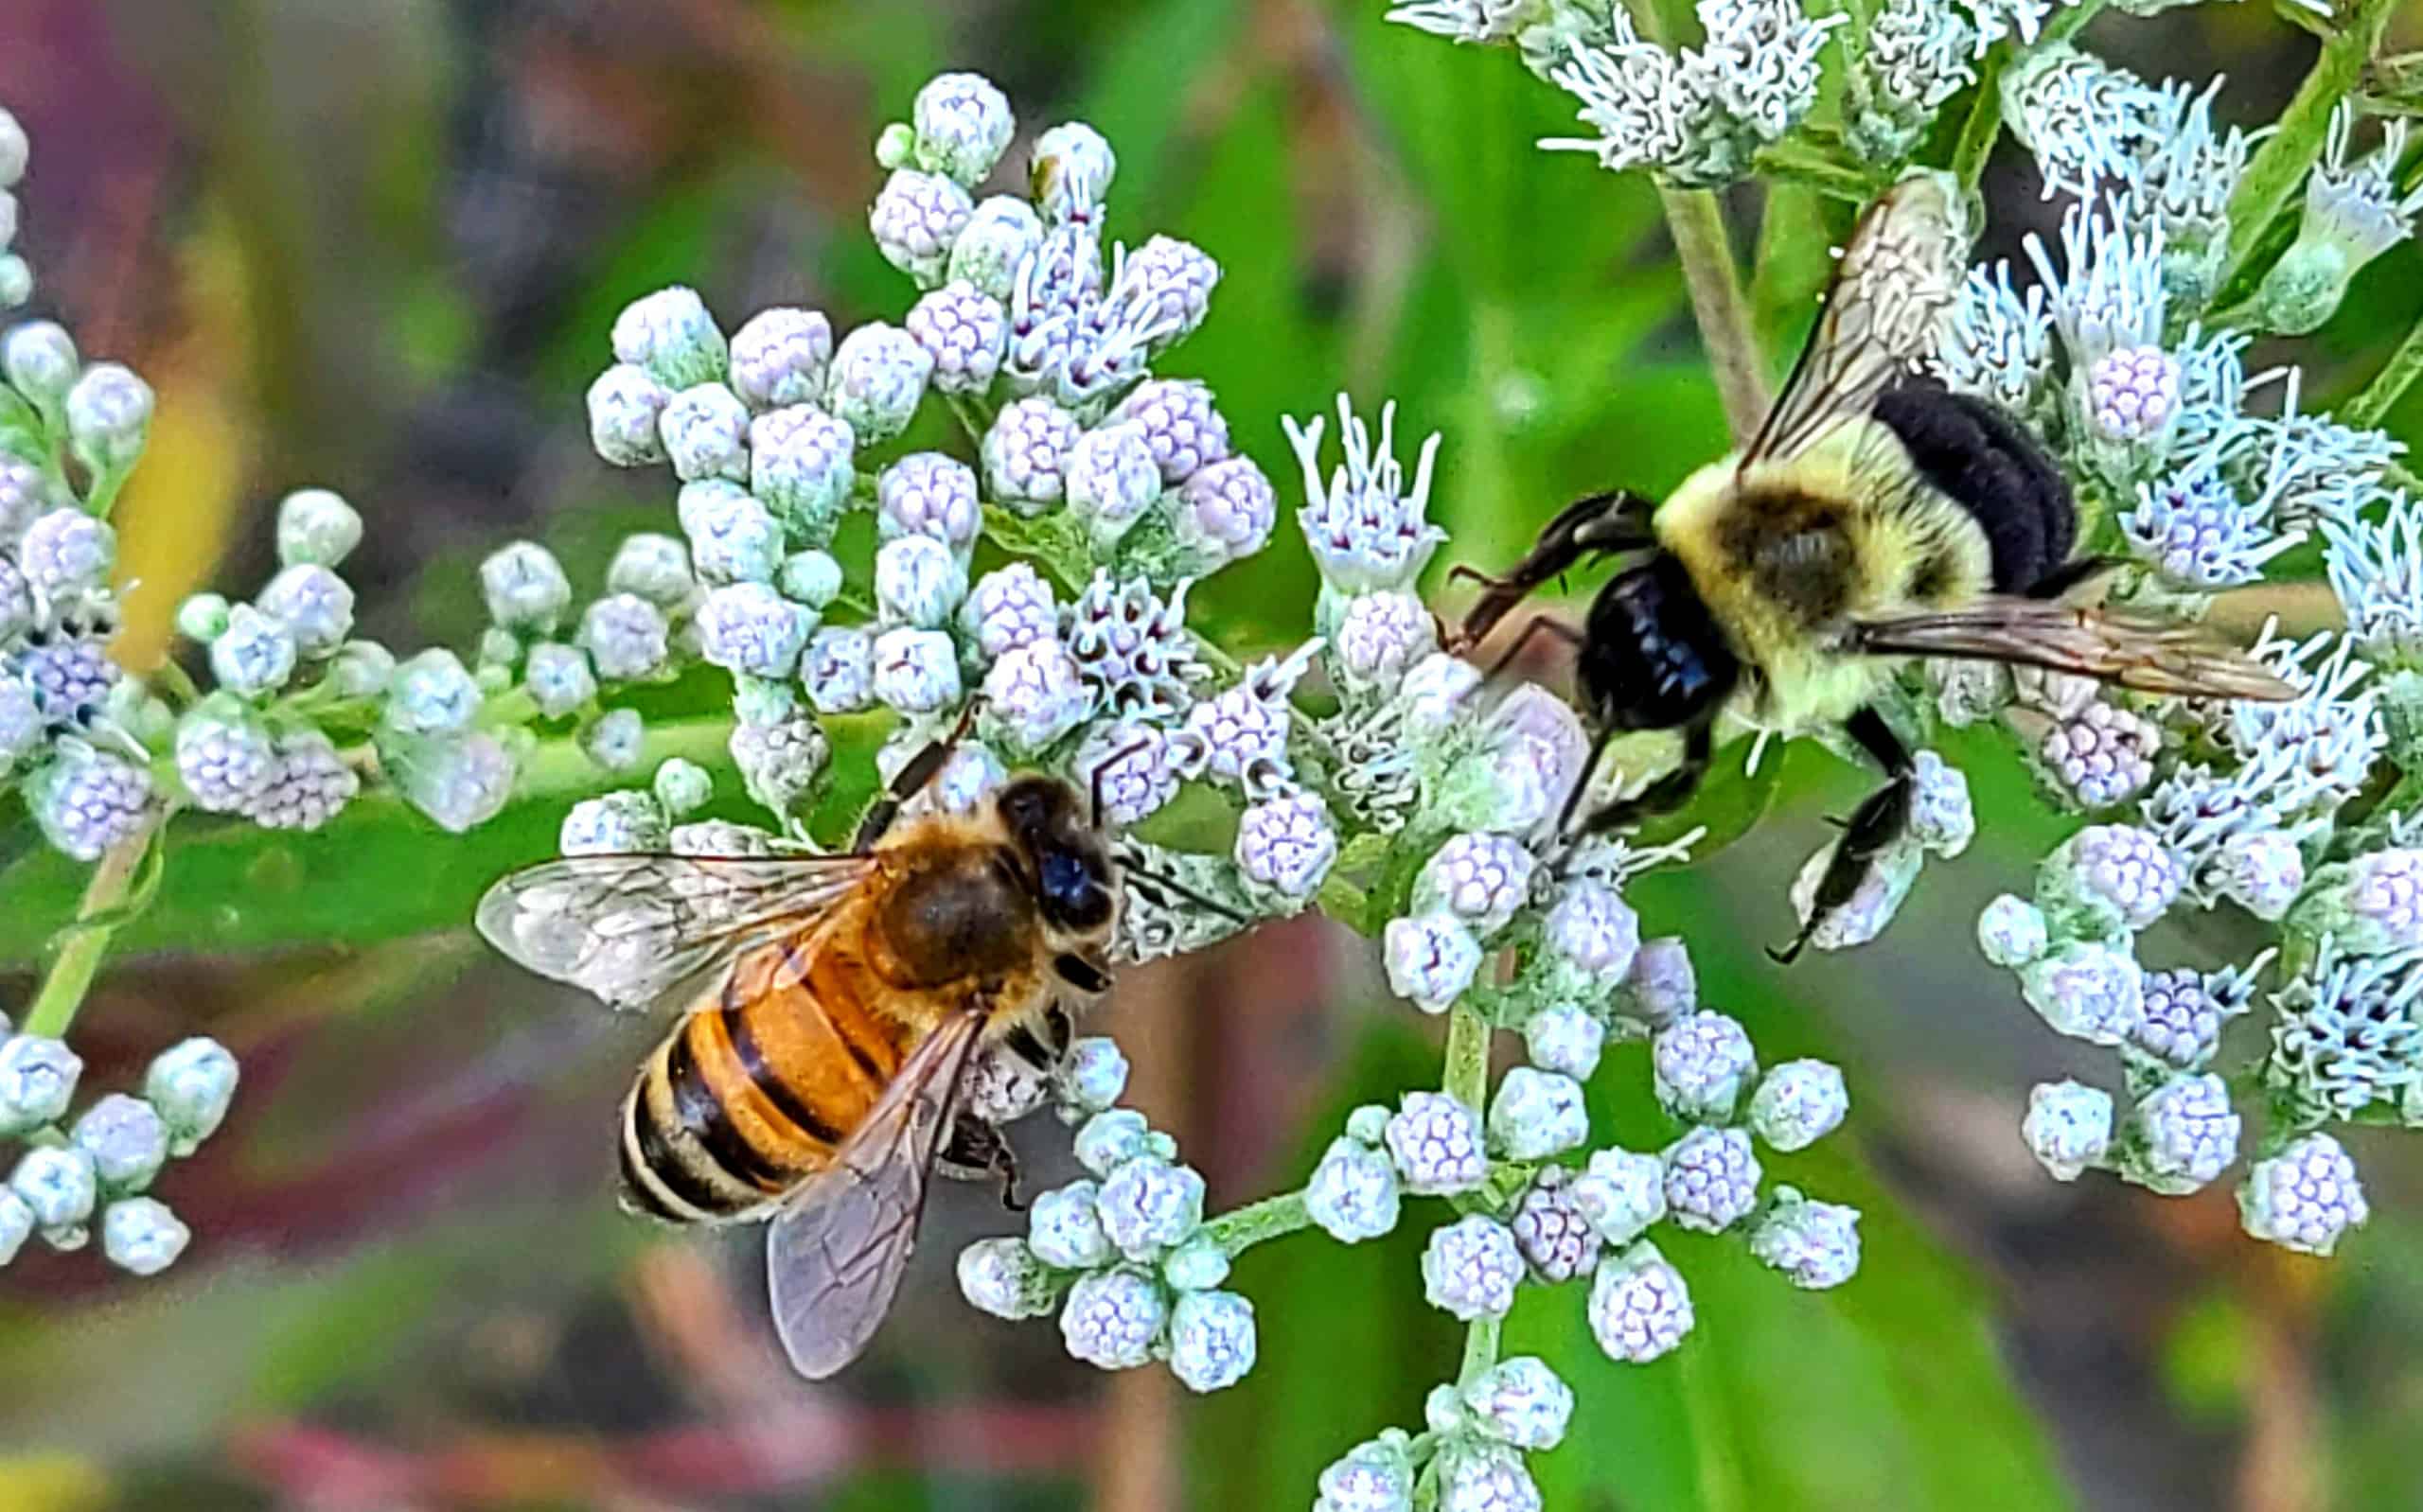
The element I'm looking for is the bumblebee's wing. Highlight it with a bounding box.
[1743,172,1967,467]
[475,853,876,1013]
[1846,598,2301,701]
[764,1009,987,1380]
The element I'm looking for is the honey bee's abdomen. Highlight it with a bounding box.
[617,941,907,1224]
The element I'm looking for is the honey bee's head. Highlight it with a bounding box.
[995,775,1118,939]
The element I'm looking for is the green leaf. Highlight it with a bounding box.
[0,720,726,967]
[1630,735,1793,862]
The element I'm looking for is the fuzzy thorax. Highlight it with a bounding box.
[1654,417,1992,732]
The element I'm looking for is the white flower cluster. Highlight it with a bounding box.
[958,1061,1263,1394]
[560,71,1319,870]
[0,1026,236,1275]
[1528,0,1845,188]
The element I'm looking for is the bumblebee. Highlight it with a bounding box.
[1455,172,2294,961]
[478,734,1120,1379]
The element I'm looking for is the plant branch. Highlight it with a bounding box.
[1204,1189,1313,1258]
[1658,186,1769,444]
[2219,0,2401,291]
[2342,309,2423,431]
[1947,48,2009,195]
[23,813,165,1039]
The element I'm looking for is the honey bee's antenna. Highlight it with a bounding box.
[1122,865,1251,928]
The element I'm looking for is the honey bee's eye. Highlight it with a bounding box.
[1038,848,1113,932]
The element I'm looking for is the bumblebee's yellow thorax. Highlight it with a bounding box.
[1653,418,1992,732]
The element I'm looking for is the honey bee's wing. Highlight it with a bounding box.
[1742,172,1968,468]
[764,1009,988,1380]
[475,853,877,1013]
[1846,598,2301,701]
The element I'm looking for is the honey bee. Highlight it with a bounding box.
[1455,171,2295,959]
[477,738,1120,1379]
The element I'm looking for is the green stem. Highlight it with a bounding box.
[1947,48,2009,195]
[1204,1189,1313,1258]
[1443,1000,1491,1111]
[1457,1316,1502,1390]
[2343,311,2423,431]
[2219,0,2400,291]
[1752,139,1883,203]
[22,814,163,1039]
[1656,186,1769,445]
[943,391,993,452]
[84,460,133,519]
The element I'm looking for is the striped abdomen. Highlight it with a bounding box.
[619,929,912,1224]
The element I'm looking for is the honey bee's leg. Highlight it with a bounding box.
[939,1115,1025,1209]
[853,699,985,849]
[1450,489,1656,652]
[1769,706,1914,965]
[1566,718,1714,842]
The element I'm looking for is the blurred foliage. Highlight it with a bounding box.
[4,0,2422,1507]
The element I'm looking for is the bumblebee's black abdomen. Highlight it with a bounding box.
[1872,382,2074,593]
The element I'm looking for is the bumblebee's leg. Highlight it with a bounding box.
[1450,489,1656,651]
[853,699,985,849]
[1483,614,1586,682]
[1768,706,1914,965]
[2025,554,2125,601]
[1567,718,1714,842]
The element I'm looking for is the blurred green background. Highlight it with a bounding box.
[2,1,2421,1508]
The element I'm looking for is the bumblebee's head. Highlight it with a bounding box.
[1578,554,1740,732]
[996,775,1118,937]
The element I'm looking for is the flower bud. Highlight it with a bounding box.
[209,604,296,696]
[586,363,670,466]
[1748,1189,1863,1290]
[2022,1079,2112,1182]
[4,320,78,409]
[1662,1125,1760,1233]
[0,1033,82,1135]
[479,541,573,633]
[958,1237,1064,1320]
[727,307,832,412]
[582,708,646,772]
[73,1094,168,1191]
[827,322,932,444]
[1589,1241,1694,1363]
[384,648,482,735]
[101,1196,189,1275]
[1422,1215,1522,1321]
[1489,1066,1589,1160]
[65,361,153,475]
[948,195,1047,301]
[611,286,727,390]
[1060,1267,1169,1369]
[1305,1134,1401,1243]
[1027,1179,1112,1269]
[912,71,1016,186]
